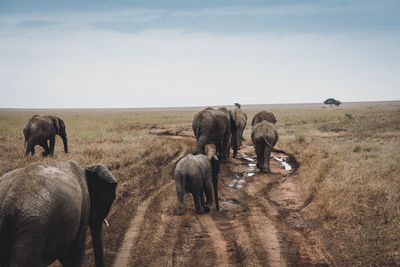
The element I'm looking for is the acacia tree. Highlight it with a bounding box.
[324,98,341,107]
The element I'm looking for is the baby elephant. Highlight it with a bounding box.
[174,151,220,215]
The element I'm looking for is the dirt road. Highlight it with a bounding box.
[112,135,337,266]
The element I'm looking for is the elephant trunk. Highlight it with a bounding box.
[211,157,220,210]
[90,221,106,267]
[61,135,68,153]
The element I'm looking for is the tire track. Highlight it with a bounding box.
[112,181,173,267]
[197,214,230,266]
[113,141,188,267]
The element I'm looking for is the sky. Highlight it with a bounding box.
[1,0,399,108]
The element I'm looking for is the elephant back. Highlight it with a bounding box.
[252,111,277,128]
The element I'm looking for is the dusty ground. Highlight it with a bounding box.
[110,133,339,267]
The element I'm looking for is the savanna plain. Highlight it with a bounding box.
[0,101,399,266]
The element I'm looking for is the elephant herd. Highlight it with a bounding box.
[0,108,282,267]
[175,107,284,215]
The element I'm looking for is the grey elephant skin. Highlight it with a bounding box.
[23,115,68,157]
[229,108,247,158]
[174,153,220,215]
[251,111,277,128]
[251,121,279,173]
[192,107,231,161]
[0,160,117,267]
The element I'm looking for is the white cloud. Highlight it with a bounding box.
[0,6,399,108]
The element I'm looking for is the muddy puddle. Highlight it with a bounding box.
[229,152,256,190]
[273,156,292,171]
[229,151,295,190]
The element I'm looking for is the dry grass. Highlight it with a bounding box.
[1,102,399,266]
[276,104,400,266]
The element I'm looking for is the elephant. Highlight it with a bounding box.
[23,115,68,157]
[192,107,231,161]
[229,108,247,158]
[251,111,277,128]
[174,146,220,215]
[0,160,117,267]
[251,121,286,173]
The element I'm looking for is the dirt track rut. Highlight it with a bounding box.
[113,136,336,266]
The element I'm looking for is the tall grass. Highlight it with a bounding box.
[280,104,400,265]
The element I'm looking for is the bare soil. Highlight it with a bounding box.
[111,133,340,266]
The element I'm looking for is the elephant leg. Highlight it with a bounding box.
[192,192,204,214]
[212,178,219,211]
[203,179,213,213]
[175,174,186,215]
[25,139,35,156]
[49,136,55,156]
[40,141,50,157]
[232,132,238,158]
[59,230,85,267]
[255,141,265,172]
[194,136,207,155]
[216,142,225,162]
[264,148,272,173]
[200,191,205,207]
[222,134,230,161]
[8,236,43,267]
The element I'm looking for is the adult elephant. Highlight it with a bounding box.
[192,107,231,161]
[23,115,68,157]
[174,145,220,215]
[0,160,117,267]
[251,111,277,128]
[229,108,247,158]
[251,121,286,173]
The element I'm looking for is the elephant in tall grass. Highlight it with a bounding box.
[23,115,68,157]
[0,160,117,267]
[229,108,247,158]
[174,146,220,215]
[192,107,231,161]
[251,121,286,173]
[251,111,277,128]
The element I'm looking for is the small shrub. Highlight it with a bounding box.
[353,146,361,152]
[345,113,353,120]
[295,132,305,143]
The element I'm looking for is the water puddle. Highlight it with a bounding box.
[241,153,255,162]
[273,156,292,171]
[229,153,256,190]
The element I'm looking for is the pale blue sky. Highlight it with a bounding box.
[1,0,399,108]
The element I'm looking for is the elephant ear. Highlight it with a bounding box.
[52,116,60,134]
[229,110,239,129]
[85,164,118,225]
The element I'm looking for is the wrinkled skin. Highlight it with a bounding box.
[251,111,277,128]
[0,160,117,267]
[192,107,231,161]
[174,150,220,215]
[23,115,68,157]
[229,108,247,158]
[251,121,278,173]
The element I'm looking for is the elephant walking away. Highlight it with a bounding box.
[0,160,117,267]
[251,111,277,128]
[23,115,68,157]
[174,146,220,215]
[251,121,286,173]
[229,108,247,158]
[192,107,231,161]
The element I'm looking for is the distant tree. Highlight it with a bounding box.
[234,103,241,109]
[324,98,341,107]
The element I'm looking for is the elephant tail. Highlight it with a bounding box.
[262,136,286,154]
[262,137,300,171]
